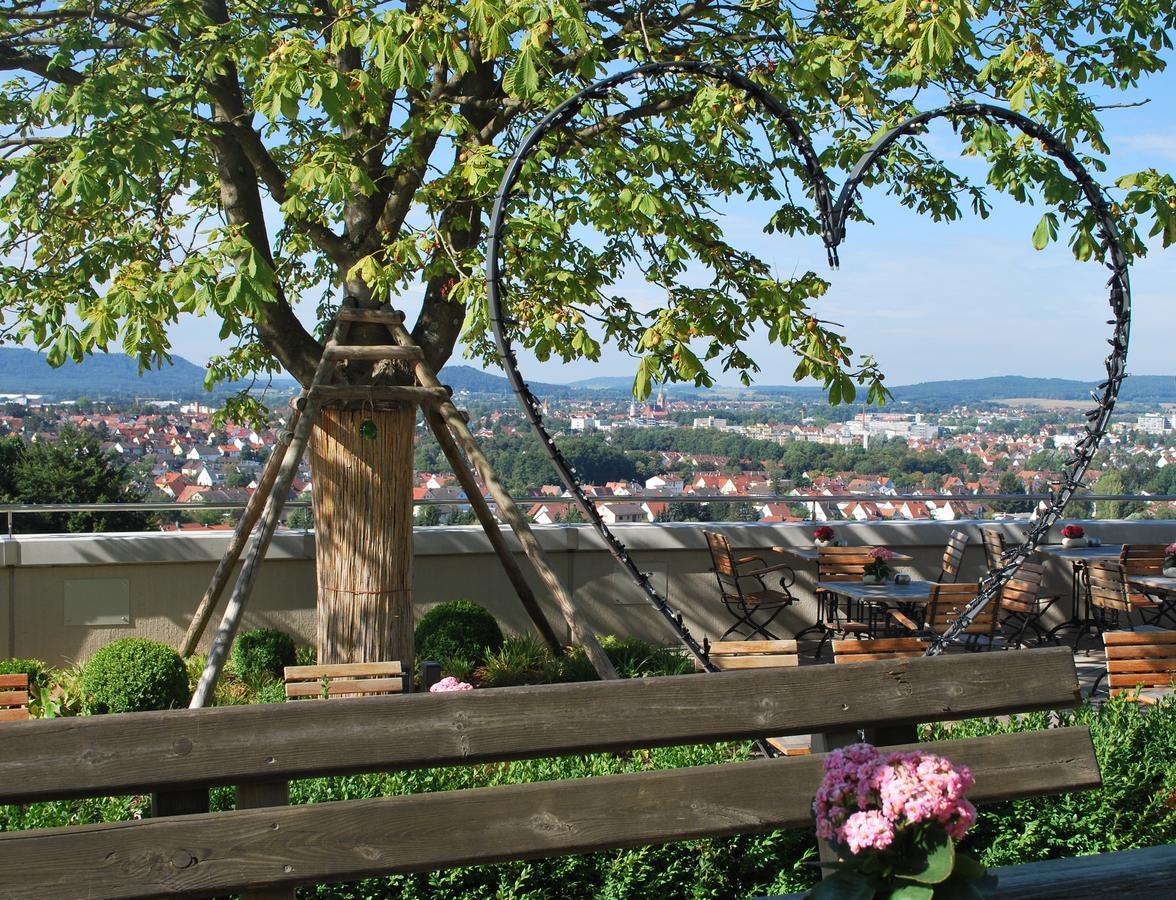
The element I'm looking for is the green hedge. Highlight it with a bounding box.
[232,628,297,681]
[80,638,189,714]
[3,696,1174,897]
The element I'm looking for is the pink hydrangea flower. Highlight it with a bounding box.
[1165,542,1176,557]
[429,676,474,693]
[869,547,894,561]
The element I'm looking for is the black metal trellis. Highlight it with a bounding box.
[485,60,1131,668]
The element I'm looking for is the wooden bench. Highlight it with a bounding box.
[0,673,30,721]
[283,661,410,699]
[832,637,929,663]
[1102,630,1176,702]
[698,639,798,670]
[0,648,1101,899]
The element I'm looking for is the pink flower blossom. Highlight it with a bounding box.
[1060,524,1085,539]
[430,676,474,693]
[869,547,894,561]
[812,743,976,855]
[840,810,895,853]
[1165,542,1176,557]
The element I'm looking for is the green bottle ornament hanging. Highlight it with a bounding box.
[359,396,378,441]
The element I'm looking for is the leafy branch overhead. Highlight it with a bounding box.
[0,0,1172,405]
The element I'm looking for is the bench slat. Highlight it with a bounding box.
[0,673,29,689]
[0,648,1081,804]
[285,678,405,698]
[0,690,29,707]
[0,728,1099,900]
[0,708,29,721]
[284,662,403,679]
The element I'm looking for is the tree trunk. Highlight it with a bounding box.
[309,404,415,670]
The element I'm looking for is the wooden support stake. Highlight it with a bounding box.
[179,409,299,659]
[190,315,351,707]
[425,409,564,655]
[387,321,617,680]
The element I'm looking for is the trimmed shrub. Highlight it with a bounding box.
[0,657,50,691]
[415,601,504,667]
[81,638,189,714]
[477,635,563,688]
[232,628,297,681]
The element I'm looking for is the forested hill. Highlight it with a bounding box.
[2,348,1172,405]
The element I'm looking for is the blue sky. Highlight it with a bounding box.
[163,62,1176,390]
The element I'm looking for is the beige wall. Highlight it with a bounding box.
[2,518,1172,666]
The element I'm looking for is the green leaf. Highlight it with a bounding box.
[889,884,934,900]
[902,830,955,884]
[807,869,876,900]
[952,851,987,881]
[1031,213,1058,250]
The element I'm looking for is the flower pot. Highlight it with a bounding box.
[1163,566,1176,578]
[814,539,830,548]
[861,574,886,585]
[1061,537,1084,548]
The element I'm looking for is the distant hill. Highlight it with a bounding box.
[3,347,1171,406]
[887,375,1176,405]
[0,348,216,398]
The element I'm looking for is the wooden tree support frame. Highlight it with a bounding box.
[184,300,615,706]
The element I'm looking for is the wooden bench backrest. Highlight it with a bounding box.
[0,649,1097,900]
[832,638,929,664]
[1104,630,1176,695]
[699,640,798,670]
[927,582,994,635]
[284,662,406,699]
[937,530,969,583]
[981,528,1006,570]
[817,546,877,582]
[0,673,30,722]
[999,560,1044,615]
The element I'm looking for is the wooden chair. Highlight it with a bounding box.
[981,528,1006,571]
[0,673,30,721]
[936,530,970,583]
[998,560,1057,647]
[920,581,1001,650]
[704,531,797,641]
[816,546,878,640]
[699,640,798,670]
[284,662,409,700]
[1118,544,1169,626]
[696,640,807,755]
[832,637,929,664]
[1101,630,1176,703]
[1087,560,1152,633]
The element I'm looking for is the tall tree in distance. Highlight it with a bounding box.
[1,0,1173,660]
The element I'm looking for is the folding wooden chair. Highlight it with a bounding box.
[981,528,1006,571]
[704,532,797,641]
[998,560,1057,647]
[697,640,808,755]
[1119,544,1171,627]
[1088,560,1153,633]
[832,637,929,664]
[924,582,999,650]
[936,530,970,583]
[816,547,878,643]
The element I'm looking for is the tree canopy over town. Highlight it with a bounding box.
[1,0,1174,404]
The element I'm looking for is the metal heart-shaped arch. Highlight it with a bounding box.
[485,60,1130,657]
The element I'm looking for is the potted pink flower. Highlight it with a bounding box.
[808,743,987,899]
[862,547,894,584]
[814,525,836,547]
[1059,524,1085,549]
[1163,543,1176,577]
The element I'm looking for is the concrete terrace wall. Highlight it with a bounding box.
[2,519,1173,666]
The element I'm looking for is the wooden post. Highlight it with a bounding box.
[387,321,617,681]
[179,409,299,658]
[236,780,294,900]
[425,408,564,655]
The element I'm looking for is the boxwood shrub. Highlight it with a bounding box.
[81,638,189,714]
[232,627,298,681]
[415,600,504,668]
